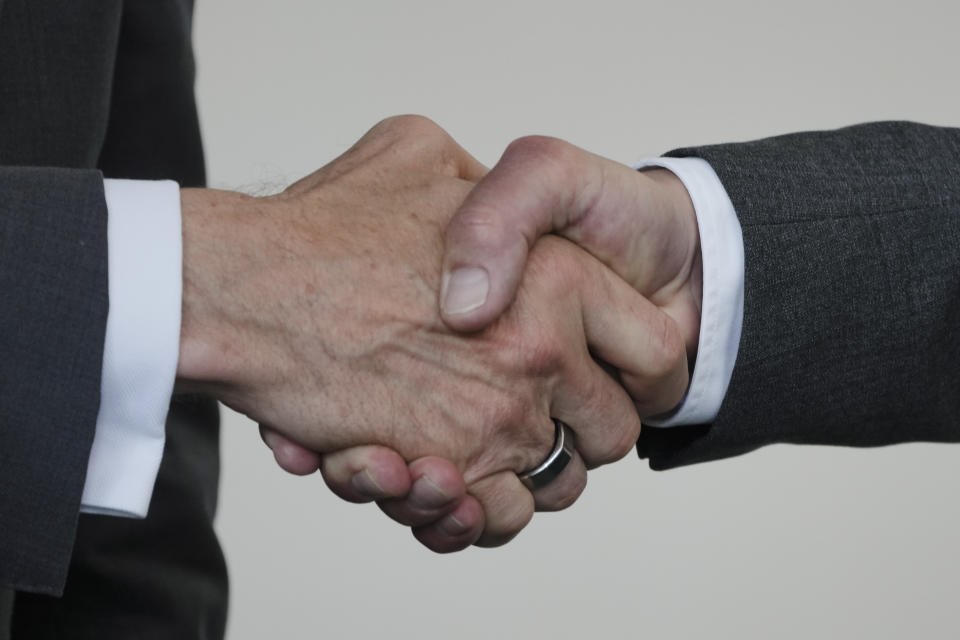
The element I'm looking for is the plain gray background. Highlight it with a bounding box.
[193,1,960,638]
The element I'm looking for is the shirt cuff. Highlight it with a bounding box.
[631,157,744,426]
[80,179,181,517]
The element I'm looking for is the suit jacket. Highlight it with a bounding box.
[638,121,960,468]
[1,1,226,637]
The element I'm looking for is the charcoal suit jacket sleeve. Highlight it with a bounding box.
[638,121,960,469]
[1,0,207,597]
[1,1,219,623]
[0,167,109,594]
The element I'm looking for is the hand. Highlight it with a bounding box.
[345,136,703,551]
[176,117,685,547]
[440,136,702,357]
[315,233,687,549]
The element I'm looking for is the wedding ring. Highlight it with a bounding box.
[518,419,576,490]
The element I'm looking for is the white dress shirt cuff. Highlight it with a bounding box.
[631,157,744,427]
[80,179,181,517]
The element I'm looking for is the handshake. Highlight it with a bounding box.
[176,116,703,551]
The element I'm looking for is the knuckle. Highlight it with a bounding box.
[374,114,442,138]
[373,115,468,177]
[659,363,690,413]
[486,499,534,542]
[583,420,640,467]
[646,314,687,380]
[575,383,642,467]
[469,395,540,476]
[500,501,535,537]
[370,115,452,158]
[504,135,573,166]
[607,426,642,462]
[502,136,581,191]
[628,318,689,417]
[632,385,678,419]
[486,309,567,380]
[518,328,568,378]
[542,474,587,512]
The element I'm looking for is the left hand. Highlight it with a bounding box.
[437,136,702,355]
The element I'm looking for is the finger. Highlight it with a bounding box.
[259,425,322,476]
[412,495,485,553]
[549,354,644,469]
[377,457,467,526]
[503,240,642,469]
[514,238,680,469]
[440,136,623,332]
[577,251,690,418]
[528,446,588,512]
[538,236,687,466]
[469,472,535,548]
[319,445,413,503]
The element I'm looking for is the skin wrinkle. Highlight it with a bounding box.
[571,147,607,230]
[274,231,556,467]
[376,326,552,477]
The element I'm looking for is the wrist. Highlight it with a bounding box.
[175,187,258,394]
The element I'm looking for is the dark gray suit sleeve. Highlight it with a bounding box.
[637,121,960,469]
[0,167,108,594]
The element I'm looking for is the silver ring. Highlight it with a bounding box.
[518,419,576,490]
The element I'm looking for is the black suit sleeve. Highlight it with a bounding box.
[637,121,960,469]
[0,167,109,594]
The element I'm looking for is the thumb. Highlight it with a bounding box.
[440,136,609,332]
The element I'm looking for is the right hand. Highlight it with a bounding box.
[325,136,706,551]
[176,116,689,547]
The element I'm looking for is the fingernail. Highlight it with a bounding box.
[441,267,489,315]
[350,469,385,498]
[409,476,453,510]
[438,513,470,537]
